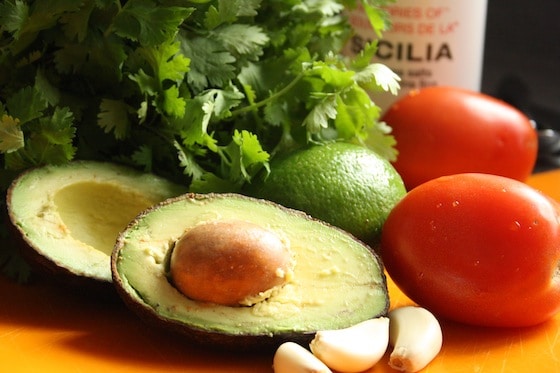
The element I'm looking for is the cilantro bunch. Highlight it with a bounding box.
[0,0,399,188]
[0,0,398,279]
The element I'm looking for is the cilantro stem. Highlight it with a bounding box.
[230,72,305,118]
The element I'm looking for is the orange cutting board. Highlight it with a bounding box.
[1,170,560,373]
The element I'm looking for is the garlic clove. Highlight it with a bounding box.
[273,342,332,373]
[309,317,390,372]
[388,306,443,372]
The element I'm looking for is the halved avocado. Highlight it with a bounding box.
[111,193,389,350]
[6,161,186,292]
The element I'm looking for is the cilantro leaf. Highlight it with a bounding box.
[174,139,206,182]
[129,40,190,117]
[0,0,28,34]
[59,0,97,43]
[5,130,75,169]
[209,24,269,59]
[334,84,379,139]
[98,99,132,139]
[179,34,236,92]
[302,94,338,135]
[220,129,270,184]
[134,40,190,85]
[161,86,187,118]
[174,96,214,148]
[6,86,47,125]
[112,0,194,46]
[34,68,61,106]
[40,106,75,146]
[361,0,393,37]
[6,0,82,53]
[0,115,24,153]
[203,0,262,30]
[354,63,401,95]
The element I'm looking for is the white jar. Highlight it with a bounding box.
[345,0,488,111]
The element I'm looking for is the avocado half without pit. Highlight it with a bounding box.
[6,161,186,291]
[111,193,389,350]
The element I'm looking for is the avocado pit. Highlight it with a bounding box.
[169,220,294,306]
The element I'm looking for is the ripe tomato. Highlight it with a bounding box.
[381,173,560,327]
[382,86,538,190]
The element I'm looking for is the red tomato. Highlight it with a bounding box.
[381,173,560,327]
[382,86,538,190]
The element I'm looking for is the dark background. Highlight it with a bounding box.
[481,0,559,114]
[482,0,560,171]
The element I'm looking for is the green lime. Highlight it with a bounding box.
[245,142,406,246]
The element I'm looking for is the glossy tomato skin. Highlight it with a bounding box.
[381,173,560,327]
[382,86,538,190]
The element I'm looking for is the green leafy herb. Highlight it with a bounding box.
[0,0,397,281]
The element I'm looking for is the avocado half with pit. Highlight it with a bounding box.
[111,193,389,350]
[6,161,186,291]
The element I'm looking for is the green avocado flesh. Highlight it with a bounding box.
[7,161,186,286]
[112,193,389,349]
